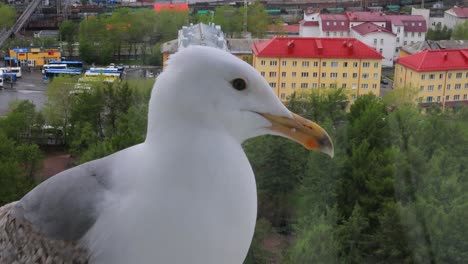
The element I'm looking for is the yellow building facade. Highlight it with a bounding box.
[394,49,468,108]
[8,47,61,67]
[252,37,383,102]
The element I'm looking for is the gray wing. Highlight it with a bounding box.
[11,156,114,241]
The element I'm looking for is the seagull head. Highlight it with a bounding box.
[148,45,333,157]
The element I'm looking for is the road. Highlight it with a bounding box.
[0,70,47,116]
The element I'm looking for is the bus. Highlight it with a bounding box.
[43,68,82,81]
[42,64,67,74]
[48,60,84,72]
[0,67,22,78]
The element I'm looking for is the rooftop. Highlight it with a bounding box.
[321,14,349,31]
[401,40,468,55]
[345,11,387,22]
[252,37,383,59]
[178,23,228,51]
[396,49,468,71]
[449,6,468,18]
[226,39,268,54]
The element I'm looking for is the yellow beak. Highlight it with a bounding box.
[260,112,334,157]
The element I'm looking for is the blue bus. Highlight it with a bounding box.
[43,68,82,81]
[48,60,84,72]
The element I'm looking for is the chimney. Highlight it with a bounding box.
[315,39,323,54]
[443,52,448,60]
[287,40,295,53]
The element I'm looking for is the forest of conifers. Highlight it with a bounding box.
[0,77,467,263]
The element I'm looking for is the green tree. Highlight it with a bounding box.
[245,2,269,38]
[426,24,452,40]
[451,20,468,40]
[213,5,243,38]
[0,4,16,30]
[59,20,79,57]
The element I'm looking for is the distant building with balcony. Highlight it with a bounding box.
[394,49,468,108]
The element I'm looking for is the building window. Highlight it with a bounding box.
[321,83,326,88]
[326,31,330,37]
[456,72,462,78]
[404,32,408,37]
[448,73,452,79]
[353,62,358,68]
[344,62,348,67]
[330,83,337,88]
[342,83,347,88]
[282,72,286,77]
[281,82,286,88]
[352,94,356,100]
[291,83,296,89]
[261,60,266,66]
[269,82,276,88]
[312,83,317,88]
[421,74,426,80]
[292,61,297,67]
[343,73,347,78]
[322,61,327,67]
[396,37,400,43]
[302,61,309,67]
[301,72,309,77]
[326,22,330,25]
[420,85,424,91]
[397,27,401,33]
[333,21,336,25]
[313,61,319,67]
[330,72,338,78]
[301,83,308,88]
[373,73,378,79]
[427,96,433,102]
[341,21,345,26]
[429,74,435,80]
[446,95,450,101]
[465,83,468,89]
[437,96,441,102]
[331,61,338,67]
[269,72,277,77]
[428,85,434,91]
[261,72,265,77]
[455,84,461,90]
[362,73,369,79]
[454,95,460,101]
[313,72,318,77]
[282,61,287,66]
[372,84,377,89]
[374,62,379,68]
[270,61,277,66]
[404,41,407,45]
[447,84,451,90]
[380,39,384,44]
[438,85,442,90]
[373,39,377,45]
[352,73,357,78]
[418,32,421,37]
[464,94,468,100]
[439,73,444,79]
[352,84,357,90]
[363,62,370,68]
[362,84,368,89]
[292,72,297,77]
[281,93,286,100]
[322,73,326,78]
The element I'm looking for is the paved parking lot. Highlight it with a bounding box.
[0,70,47,116]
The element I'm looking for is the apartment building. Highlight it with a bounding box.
[394,49,468,108]
[252,37,383,102]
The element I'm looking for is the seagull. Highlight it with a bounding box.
[0,45,333,264]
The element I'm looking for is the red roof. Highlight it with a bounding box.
[396,49,468,72]
[299,20,319,26]
[345,11,387,22]
[252,37,383,59]
[321,14,349,31]
[153,4,189,12]
[387,15,427,32]
[450,6,468,18]
[352,22,395,36]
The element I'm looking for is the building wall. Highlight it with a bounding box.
[299,25,320,37]
[8,47,61,67]
[253,56,381,102]
[352,31,396,67]
[394,64,468,107]
[444,11,464,29]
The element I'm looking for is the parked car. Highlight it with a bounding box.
[381,78,389,85]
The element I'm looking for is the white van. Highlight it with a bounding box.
[0,67,22,78]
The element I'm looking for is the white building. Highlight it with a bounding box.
[444,6,468,29]
[299,11,427,65]
[351,22,396,66]
[411,7,444,29]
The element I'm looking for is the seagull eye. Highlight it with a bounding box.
[231,78,247,91]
